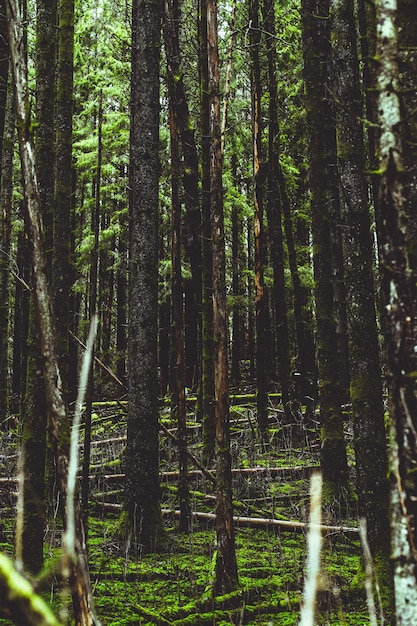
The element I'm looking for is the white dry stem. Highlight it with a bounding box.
[64,315,98,560]
[14,447,24,570]
[359,518,382,626]
[299,470,323,626]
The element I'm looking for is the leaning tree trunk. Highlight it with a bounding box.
[19,0,57,574]
[376,0,417,621]
[207,0,238,595]
[301,0,349,502]
[330,0,392,612]
[6,0,98,622]
[125,0,166,554]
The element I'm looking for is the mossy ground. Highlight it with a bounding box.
[0,398,373,624]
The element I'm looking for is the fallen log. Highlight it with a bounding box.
[97,502,359,535]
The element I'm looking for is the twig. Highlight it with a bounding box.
[69,330,127,391]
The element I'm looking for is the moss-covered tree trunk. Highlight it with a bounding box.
[207,0,238,594]
[301,0,349,500]
[125,0,165,554]
[376,0,417,620]
[330,0,392,611]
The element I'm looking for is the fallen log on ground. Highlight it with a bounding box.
[97,502,359,535]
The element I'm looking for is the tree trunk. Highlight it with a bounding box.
[330,0,392,610]
[230,154,243,388]
[199,0,215,465]
[54,0,75,397]
[301,0,349,501]
[125,0,166,554]
[163,0,202,395]
[169,103,191,534]
[263,0,291,410]
[0,68,11,424]
[249,0,268,441]
[376,0,417,620]
[207,0,238,594]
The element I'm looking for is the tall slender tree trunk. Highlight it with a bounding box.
[207,0,238,594]
[249,0,268,441]
[376,0,417,620]
[19,0,57,574]
[301,0,349,501]
[125,0,165,554]
[330,0,392,611]
[230,154,243,387]
[199,0,215,465]
[11,228,30,416]
[116,226,127,386]
[169,104,191,534]
[54,0,75,400]
[0,62,11,424]
[82,93,102,530]
[263,0,291,410]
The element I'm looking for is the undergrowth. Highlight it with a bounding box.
[0,397,371,625]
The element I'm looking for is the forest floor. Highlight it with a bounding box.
[0,393,372,625]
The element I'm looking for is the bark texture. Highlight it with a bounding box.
[207,0,238,594]
[301,0,349,500]
[54,0,74,395]
[125,0,165,553]
[376,0,417,621]
[330,0,392,610]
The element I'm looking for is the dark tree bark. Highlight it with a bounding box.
[263,0,291,410]
[11,226,30,416]
[376,0,417,620]
[163,0,202,395]
[249,0,268,441]
[207,0,238,594]
[54,0,75,399]
[125,0,165,553]
[169,103,191,533]
[0,66,11,424]
[116,226,127,386]
[330,0,392,611]
[301,0,349,500]
[199,0,215,465]
[0,0,9,161]
[230,153,243,388]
